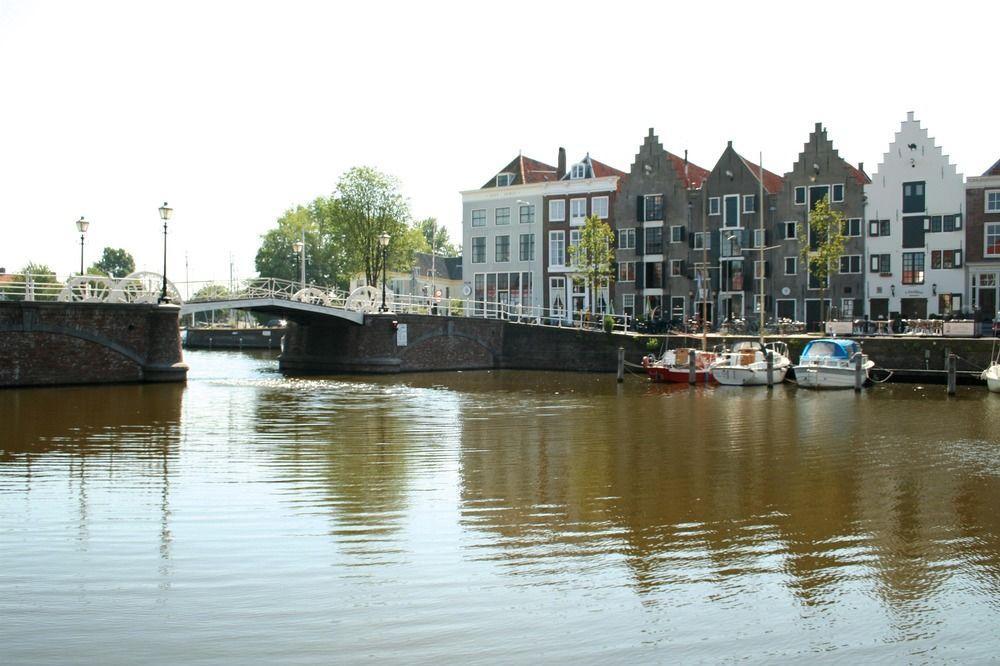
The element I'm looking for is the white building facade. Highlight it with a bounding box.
[865,112,966,319]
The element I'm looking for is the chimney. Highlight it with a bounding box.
[727,140,733,149]
[557,147,566,179]
[858,162,864,174]
[907,111,915,122]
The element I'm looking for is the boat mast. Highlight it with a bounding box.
[758,151,765,347]
[701,176,709,352]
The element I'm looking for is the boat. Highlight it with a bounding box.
[710,340,791,386]
[793,338,874,389]
[982,334,1000,392]
[642,347,718,383]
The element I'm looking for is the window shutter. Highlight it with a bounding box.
[680,226,687,241]
[870,255,879,272]
[635,227,644,257]
[778,223,785,240]
[955,213,962,230]
[636,196,644,222]
[955,250,963,267]
[688,231,695,248]
[765,261,771,278]
[636,265,644,290]
[661,262,668,289]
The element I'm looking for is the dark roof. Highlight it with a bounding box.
[983,157,1000,177]
[481,155,559,188]
[412,252,462,281]
[560,153,627,180]
[735,152,785,194]
[666,151,710,189]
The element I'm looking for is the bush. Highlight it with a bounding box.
[603,315,615,333]
[645,337,660,352]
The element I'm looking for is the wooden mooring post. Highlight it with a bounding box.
[947,352,957,395]
[617,347,624,383]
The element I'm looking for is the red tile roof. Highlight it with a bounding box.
[983,157,1000,177]
[666,151,710,189]
[589,157,627,179]
[481,155,558,188]
[847,163,871,185]
[736,153,784,194]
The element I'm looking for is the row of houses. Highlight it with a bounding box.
[460,113,1000,329]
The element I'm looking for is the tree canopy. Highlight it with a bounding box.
[87,247,135,277]
[800,196,847,323]
[566,215,616,315]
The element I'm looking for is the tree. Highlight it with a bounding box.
[800,196,847,325]
[566,215,616,316]
[87,247,135,277]
[0,263,62,301]
[416,217,459,257]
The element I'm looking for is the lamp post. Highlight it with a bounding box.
[75,216,90,275]
[379,232,390,312]
[158,202,173,303]
[292,234,305,290]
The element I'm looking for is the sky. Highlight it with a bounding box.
[1,0,997,289]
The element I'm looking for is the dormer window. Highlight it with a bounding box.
[496,173,514,187]
[570,163,586,179]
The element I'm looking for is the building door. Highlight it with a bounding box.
[870,298,889,321]
[776,299,796,321]
[721,292,743,320]
[900,297,927,319]
[549,277,566,321]
[980,289,997,320]
[571,280,586,320]
[805,298,832,331]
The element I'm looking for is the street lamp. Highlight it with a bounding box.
[379,232,390,312]
[292,235,305,290]
[158,202,173,303]
[75,216,90,275]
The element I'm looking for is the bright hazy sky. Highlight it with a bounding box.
[1,1,996,288]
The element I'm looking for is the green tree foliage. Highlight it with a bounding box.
[87,247,135,277]
[0,263,62,301]
[800,196,847,323]
[416,217,459,257]
[566,215,615,315]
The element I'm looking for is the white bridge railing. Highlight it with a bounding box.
[0,272,182,304]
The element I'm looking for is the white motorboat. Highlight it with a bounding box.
[710,341,791,386]
[982,364,1000,393]
[793,338,874,389]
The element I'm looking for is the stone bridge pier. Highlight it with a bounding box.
[0,302,188,387]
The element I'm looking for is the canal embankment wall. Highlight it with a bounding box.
[279,312,997,381]
[0,301,188,387]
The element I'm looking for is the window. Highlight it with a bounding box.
[471,237,486,263]
[645,226,663,254]
[930,216,942,233]
[784,257,797,275]
[841,218,861,237]
[644,194,663,221]
[743,194,756,213]
[496,173,513,187]
[708,197,720,215]
[988,190,1000,213]
[618,228,636,250]
[839,255,861,274]
[692,232,711,250]
[986,223,1000,257]
[943,214,962,232]
[723,194,740,228]
[670,225,684,243]
[592,196,609,219]
[618,261,636,282]
[870,253,891,275]
[519,204,534,224]
[671,296,685,320]
[549,199,566,222]
[932,249,962,269]
[495,235,510,262]
[784,221,797,239]
[794,187,806,205]
[519,233,535,261]
[832,184,845,203]
[472,209,486,227]
[841,298,854,318]
[495,207,510,225]
[670,260,683,277]
[903,181,926,213]
[645,262,664,289]
[570,163,586,179]
[753,229,765,248]
[622,293,635,318]
[869,219,891,237]
[570,198,587,223]
[549,231,566,267]
[567,229,581,266]
[902,252,925,285]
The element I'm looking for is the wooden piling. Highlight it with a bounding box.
[854,352,863,392]
[617,347,624,383]
[766,351,774,388]
[947,353,957,395]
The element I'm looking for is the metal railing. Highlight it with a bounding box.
[0,272,181,304]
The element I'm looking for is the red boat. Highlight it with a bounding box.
[642,347,717,383]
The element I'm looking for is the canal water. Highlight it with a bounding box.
[2,350,999,663]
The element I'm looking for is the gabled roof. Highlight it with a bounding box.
[481,154,558,189]
[736,152,784,194]
[666,151,710,189]
[561,153,626,180]
[847,163,871,185]
[412,252,462,281]
[983,157,1000,177]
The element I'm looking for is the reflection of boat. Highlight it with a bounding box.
[793,338,873,389]
[643,347,717,383]
[710,341,791,386]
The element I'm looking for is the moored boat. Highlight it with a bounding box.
[710,341,791,386]
[982,364,1000,392]
[643,347,717,383]
[793,338,874,389]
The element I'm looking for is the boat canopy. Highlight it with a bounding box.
[800,338,861,360]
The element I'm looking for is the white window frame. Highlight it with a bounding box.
[495,235,510,263]
[753,229,765,248]
[495,206,510,225]
[472,209,486,227]
[496,173,513,187]
[839,254,862,274]
[670,225,683,243]
[743,194,756,213]
[784,256,797,275]
[832,183,845,203]
[986,222,1000,258]
[570,163,586,180]
[840,297,854,318]
[519,204,534,224]
[549,230,565,267]
[844,217,861,237]
[618,261,635,283]
[471,236,487,264]
[794,186,806,205]
[519,233,535,262]
[643,194,664,221]
[618,228,636,250]
[708,197,720,216]
[622,293,635,313]
[987,190,1000,213]
[692,232,711,250]
[670,259,683,277]
[784,221,797,240]
[723,194,740,229]
[569,229,582,265]
[570,198,587,225]
[775,298,796,320]
[549,199,566,222]
[591,196,609,219]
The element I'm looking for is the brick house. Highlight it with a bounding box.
[612,128,709,323]
[966,157,1000,323]
[543,149,626,321]
[773,123,870,329]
